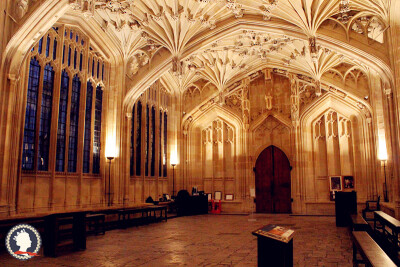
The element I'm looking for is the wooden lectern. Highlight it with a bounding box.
[252,224,294,267]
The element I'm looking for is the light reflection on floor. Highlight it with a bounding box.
[0,214,352,266]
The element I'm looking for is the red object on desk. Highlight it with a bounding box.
[211,200,221,214]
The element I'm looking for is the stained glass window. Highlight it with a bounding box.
[145,105,149,176]
[130,105,135,176]
[93,86,103,174]
[68,46,71,66]
[151,107,156,176]
[22,58,41,170]
[37,64,54,171]
[159,110,162,177]
[136,101,142,176]
[53,39,57,60]
[45,35,50,58]
[83,81,93,173]
[68,75,80,172]
[22,27,107,175]
[55,71,69,172]
[38,37,43,54]
[163,112,167,177]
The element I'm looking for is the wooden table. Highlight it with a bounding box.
[352,231,396,267]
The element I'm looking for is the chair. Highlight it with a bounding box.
[362,196,380,222]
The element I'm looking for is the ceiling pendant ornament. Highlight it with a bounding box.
[261,0,278,20]
[225,0,244,18]
[309,37,319,63]
[338,0,350,23]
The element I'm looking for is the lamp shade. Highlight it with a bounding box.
[378,138,388,161]
[105,138,117,159]
[170,150,178,166]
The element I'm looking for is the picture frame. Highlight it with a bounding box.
[206,193,212,201]
[214,191,222,201]
[225,194,234,201]
[329,176,342,191]
[343,176,354,189]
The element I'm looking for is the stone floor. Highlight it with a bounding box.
[0,214,353,267]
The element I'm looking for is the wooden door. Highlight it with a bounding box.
[255,146,291,213]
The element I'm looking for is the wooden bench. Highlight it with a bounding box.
[147,205,168,223]
[351,214,369,232]
[43,211,87,257]
[118,205,168,229]
[352,231,396,267]
[118,207,150,229]
[86,213,105,235]
[374,211,400,250]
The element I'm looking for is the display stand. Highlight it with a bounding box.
[248,188,257,221]
[335,191,357,227]
[211,199,221,214]
[252,225,294,267]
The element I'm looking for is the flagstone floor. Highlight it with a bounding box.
[0,214,352,267]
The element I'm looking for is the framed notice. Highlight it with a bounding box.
[250,188,255,198]
[225,194,234,201]
[214,191,222,201]
[329,176,342,191]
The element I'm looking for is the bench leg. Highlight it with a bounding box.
[73,213,86,251]
[44,215,57,257]
[352,242,357,267]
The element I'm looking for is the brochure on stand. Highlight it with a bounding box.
[252,224,295,243]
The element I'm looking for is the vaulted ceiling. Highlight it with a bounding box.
[68,0,391,111]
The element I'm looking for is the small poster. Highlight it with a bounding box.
[250,188,255,198]
[343,176,354,189]
[329,176,342,191]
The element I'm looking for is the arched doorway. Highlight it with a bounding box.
[255,146,291,213]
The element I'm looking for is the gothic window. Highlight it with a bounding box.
[159,110,162,177]
[130,104,135,176]
[151,106,156,176]
[22,58,40,170]
[22,26,108,175]
[163,112,167,177]
[68,75,81,172]
[83,81,93,173]
[145,105,149,176]
[55,71,69,172]
[136,101,142,176]
[93,86,103,174]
